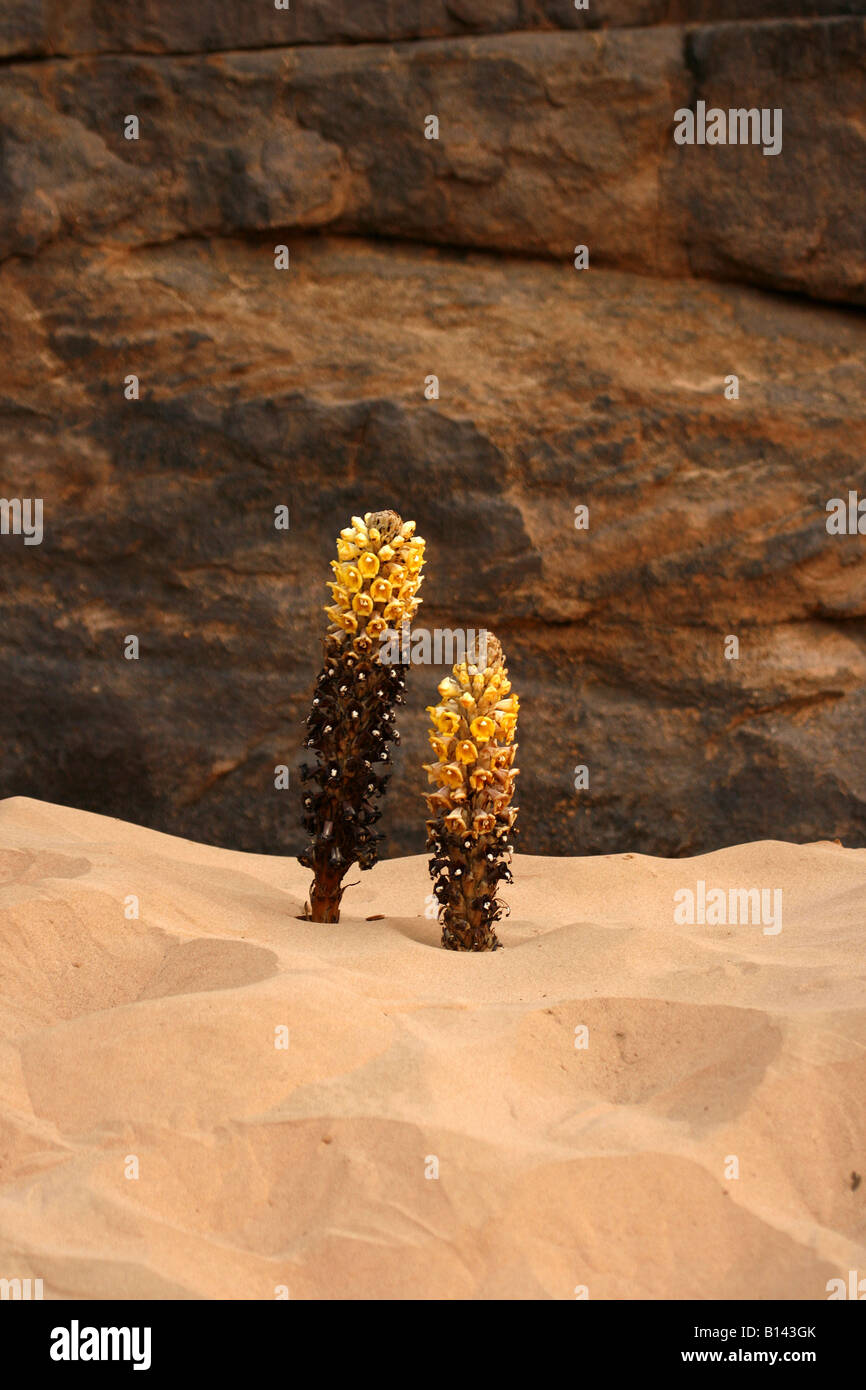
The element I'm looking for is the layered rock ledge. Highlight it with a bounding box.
[1,18,863,303]
[2,1,862,58]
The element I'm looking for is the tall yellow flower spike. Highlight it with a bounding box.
[423,633,519,950]
[300,510,426,922]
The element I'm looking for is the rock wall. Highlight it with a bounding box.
[3,2,863,58]
[2,20,864,301]
[1,3,864,858]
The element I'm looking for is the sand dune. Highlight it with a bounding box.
[0,796,864,1300]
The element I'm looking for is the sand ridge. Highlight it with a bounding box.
[0,796,864,1299]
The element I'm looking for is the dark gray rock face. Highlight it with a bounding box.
[0,5,863,857]
[1,237,864,856]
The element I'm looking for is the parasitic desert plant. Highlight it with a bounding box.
[423,633,519,950]
[299,510,426,922]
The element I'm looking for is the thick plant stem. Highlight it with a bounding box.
[308,855,345,923]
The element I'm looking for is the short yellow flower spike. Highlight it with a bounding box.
[424,633,519,951]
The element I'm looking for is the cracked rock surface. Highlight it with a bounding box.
[2,234,864,854]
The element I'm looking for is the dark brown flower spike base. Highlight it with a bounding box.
[299,636,407,921]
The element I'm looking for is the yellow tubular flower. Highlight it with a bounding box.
[469,769,494,791]
[438,763,464,789]
[428,707,461,736]
[370,577,392,604]
[325,609,357,634]
[469,715,496,742]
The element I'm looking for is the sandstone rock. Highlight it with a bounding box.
[1,20,862,303]
[1,236,864,857]
[668,16,866,304]
[2,1,860,59]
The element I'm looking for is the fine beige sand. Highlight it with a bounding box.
[0,795,864,1300]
